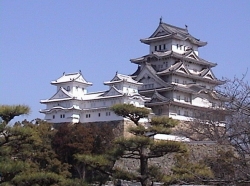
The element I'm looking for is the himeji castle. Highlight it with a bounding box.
[40,19,224,123]
[40,71,150,123]
[130,19,224,121]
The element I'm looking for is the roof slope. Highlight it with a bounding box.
[104,72,142,85]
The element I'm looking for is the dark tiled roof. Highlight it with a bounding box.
[131,50,216,67]
[141,22,207,47]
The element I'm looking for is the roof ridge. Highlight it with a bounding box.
[64,72,80,76]
[161,22,187,32]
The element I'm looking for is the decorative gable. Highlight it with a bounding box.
[150,25,172,38]
[110,75,120,82]
[49,88,73,100]
[204,70,216,80]
[176,64,190,75]
[135,65,167,88]
[102,86,122,97]
[186,51,199,60]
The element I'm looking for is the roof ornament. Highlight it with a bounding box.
[185,24,188,30]
[116,71,118,75]
[159,16,163,24]
[63,72,65,75]
[79,70,81,74]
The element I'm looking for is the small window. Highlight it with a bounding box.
[175,79,179,83]
[177,95,180,100]
[53,115,55,119]
[67,86,70,91]
[163,44,166,50]
[177,110,181,115]
[155,46,157,51]
[159,45,161,50]
[98,113,101,117]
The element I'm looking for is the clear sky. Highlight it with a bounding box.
[1,1,250,123]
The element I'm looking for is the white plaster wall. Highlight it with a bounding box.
[192,94,212,108]
[171,39,198,55]
[187,63,203,74]
[149,40,172,53]
[79,109,123,123]
[171,75,191,85]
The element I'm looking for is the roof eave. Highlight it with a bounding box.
[51,81,92,86]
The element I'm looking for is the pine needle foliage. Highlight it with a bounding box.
[111,104,187,186]
[0,104,30,124]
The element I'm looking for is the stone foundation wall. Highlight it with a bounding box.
[53,119,136,138]
[115,141,227,174]
[54,120,228,175]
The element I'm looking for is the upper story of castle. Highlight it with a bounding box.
[140,18,207,56]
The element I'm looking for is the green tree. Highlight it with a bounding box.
[0,104,30,124]
[110,104,186,186]
[165,152,214,185]
[52,123,115,184]
[0,105,74,185]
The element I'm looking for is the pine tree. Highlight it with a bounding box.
[110,104,186,186]
[0,105,74,185]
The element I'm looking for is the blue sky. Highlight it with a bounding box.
[1,1,250,123]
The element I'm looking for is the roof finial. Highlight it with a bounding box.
[159,16,163,24]
[116,71,118,75]
[185,24,188,30]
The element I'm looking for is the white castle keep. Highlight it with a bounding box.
[40,20,224,123]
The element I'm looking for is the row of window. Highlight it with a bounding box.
[52,112,113,120]
[176,110,189,116]
[155,44,166,51]
[176,95,190,102]
[174,79,188,85]
[65,86,85,92]
[142,84,154,89]
[52,114,65,119]
[176,44,189,51]
[86,112,111,118]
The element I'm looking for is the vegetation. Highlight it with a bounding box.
[1,76,249,185]
[110,104,187,186]
[177,76,250,184]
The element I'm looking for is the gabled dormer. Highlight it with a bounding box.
[104,72,142,95]
[102,86,123,97]
[50,71,92,99]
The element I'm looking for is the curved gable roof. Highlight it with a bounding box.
[104,72,142,85]
[135,63,169,87]
[40,87,74,103]
[140,21,207,47]
[102,86,123,97]
[131,50,217,67]
[51,71,92,86]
